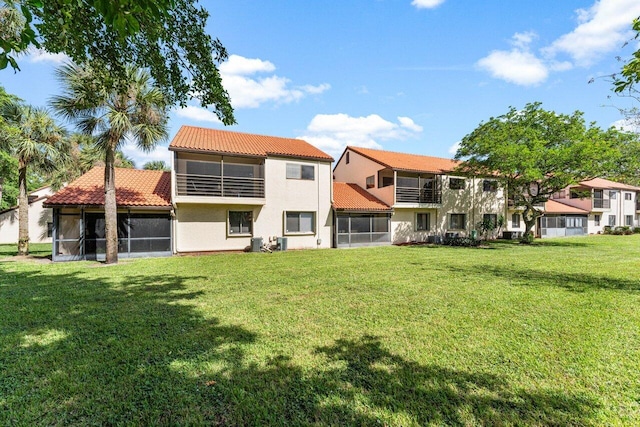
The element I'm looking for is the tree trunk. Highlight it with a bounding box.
[0,176,4,209]
[17,162,29,256]
[521,205,539,244]
[104,146,118,264]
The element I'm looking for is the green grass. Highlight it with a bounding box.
[0,243,51,258]
[1,235,639,426]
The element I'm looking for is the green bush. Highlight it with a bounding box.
[519,232,534,244]
[633,227,640,234]
[442,236,481,247]
[603,226,612,235]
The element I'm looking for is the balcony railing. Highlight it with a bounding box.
[396,187,442,204]
[176,173,265,198]
[593,198,610,209]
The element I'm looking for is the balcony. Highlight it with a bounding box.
[176,173,264,198]
[593,198,610,209]
[395,175,442,205]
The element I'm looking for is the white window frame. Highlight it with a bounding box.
[286,163,315,181]
[284,211,316,234]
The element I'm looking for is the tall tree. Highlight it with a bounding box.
[614,17,640,96]
[52,64,168,264]
[0,102,66,255]
[455,103,620,243]
[0,0,234,125]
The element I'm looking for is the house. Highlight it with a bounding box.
[541,177,640,237]
[169,126,334,252]
[0,186,53,245]
[333,146,506,245]
[44,167,172,261]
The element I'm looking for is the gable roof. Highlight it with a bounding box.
[544,199,590,215]
[333,182,392,212]
[169,126,333,161]
[346,146,459,174]
[577,178,640,192]
[45,167,171,208]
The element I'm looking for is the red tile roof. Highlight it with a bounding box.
[45,167,171,208]
[333,182,392,211]
[347,146,459,174]
[169,126,333,161]
[578,178,640,192]
[544,199,590,214]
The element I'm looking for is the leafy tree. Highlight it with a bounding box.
[52,63,168,264]
[0,0,234,124]
[143,160,170,171]
[614,17,640,95]
[455,103,620,243]
[0,102,66,255]
[0,149,17,209]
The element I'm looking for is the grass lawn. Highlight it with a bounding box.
[1,235,639,425]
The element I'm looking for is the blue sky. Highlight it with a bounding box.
[2,0,640,166]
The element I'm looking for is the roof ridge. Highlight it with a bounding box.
[179,125,302,142]
[347,145,459,162]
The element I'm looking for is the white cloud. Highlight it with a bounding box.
[174,105,221,123]
[298,113,423,159]
[448,141,461,155]
[544,0,640,66]
[411,0,445,9]
[478,0,640,85]
[218,54,330,109]
[611,118,640,133]
[27,48,69,64]
[121,139,172,169]
[477,48,548,86]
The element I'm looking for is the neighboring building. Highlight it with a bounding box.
[333,146,507,244]
[44,167,172,261]
[0,186,53,245]
[169,126,334,253]
[543,177,640,238]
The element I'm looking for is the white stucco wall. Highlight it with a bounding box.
[174,157,333,252]
[333,149,394,206]
[0,188,53,244]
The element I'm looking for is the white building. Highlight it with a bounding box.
[0,186,53,245]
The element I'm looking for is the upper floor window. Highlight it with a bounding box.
[570,190,581,199]
[482,180,497,192]
[286,163,314,180]
[366,175,375,189]
[625,192,632,200]
[610,191,617,199]
[346,152,350,164]
[449,178,465,190]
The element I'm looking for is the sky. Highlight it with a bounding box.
[2,0,640,166]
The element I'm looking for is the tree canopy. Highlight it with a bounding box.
[0,0,235,124]
[455,102,621,242]
[614,17,640,95]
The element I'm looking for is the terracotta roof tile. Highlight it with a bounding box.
[578,178,640,191]
[544,199,590,214]
[348,146,459,174]
[169,126,333,161]
[45,167,171,208]
[333,182,392,211]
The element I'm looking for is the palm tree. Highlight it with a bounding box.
[52,63,168,264]
[0,103,66,255]
[143,160,169,171]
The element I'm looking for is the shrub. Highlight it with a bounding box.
[603,226,612,234]
[633,227,640,234]
[442,236,481,247]
[519,232,534,244]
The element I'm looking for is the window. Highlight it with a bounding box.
[610,190,617,199]
[570,190,581,199]
[594,215,600,226]
[482,180,497,192]
[593,189,603,198]
[625,192,632,200]
[366,175,375,189]
[625,215,633,226]
[512,213,520,228]
[449,213,466,230]
[449,178,465,190]
[609,215,616,226]
[47,222,53,238]
[382,176,394,187]
[346,152,350,164]
[285,212,315,233]
[286,163,315,180]
[228,211,252,235]
[416,213,430,231]
[483,213,497,226]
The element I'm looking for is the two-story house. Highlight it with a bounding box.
[333,146,506,245]
[170,126,334,252]
[543,178,640,237]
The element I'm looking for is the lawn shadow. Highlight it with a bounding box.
[453,263,640,292]
[0,266,256,425]
[206,335,599,425]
